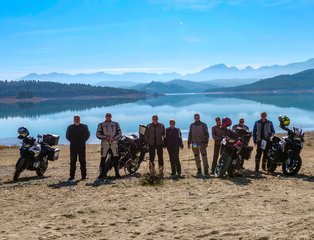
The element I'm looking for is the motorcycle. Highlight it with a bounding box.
[266,125,304,176]
[215,128,253,177]
[104,125,148,175]
[14,133,60,181]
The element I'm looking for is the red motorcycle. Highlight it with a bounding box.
[215,128,253,177]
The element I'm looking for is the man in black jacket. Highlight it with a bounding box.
[66,115,90,181]
[164,119,183,177]
[145,115,166,177]
[211,117,225,174]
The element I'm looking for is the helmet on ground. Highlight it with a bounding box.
[17,127,29,139]
[278,115,290,126]
[221,117,232,128]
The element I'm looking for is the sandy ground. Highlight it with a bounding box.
[0,133,314,240]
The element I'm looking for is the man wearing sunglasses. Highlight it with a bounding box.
[232,118,249,131]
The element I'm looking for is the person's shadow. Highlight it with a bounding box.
[3,175,48,185]
[48,179,79,189]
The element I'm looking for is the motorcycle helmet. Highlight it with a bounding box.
[221,117,232,128]
[17,127,29,139]
[278,115,290,126]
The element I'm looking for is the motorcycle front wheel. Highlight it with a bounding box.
[266,158,277,173]
[282,155,302,176]
[36,160,48,177]
[13,158,26,181]
[125,155,142,174]
[215,153,232,178]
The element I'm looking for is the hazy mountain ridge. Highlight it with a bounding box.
[207,69,314,92]
[18,59,314,88]
[131,79,218,93]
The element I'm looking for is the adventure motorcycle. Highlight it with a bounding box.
[266,125,304,176]
[14,127,60,181]
[104,125,148,175]
[215,128,253,177]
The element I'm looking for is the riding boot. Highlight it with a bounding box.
[255,159,260,172]
[98,157,107,179]
[113,157,121,178]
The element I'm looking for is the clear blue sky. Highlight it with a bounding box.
[1,0,314,79]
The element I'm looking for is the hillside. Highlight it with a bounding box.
[207,69,314,92]
[0,80,142,99]
[132,79,217,93]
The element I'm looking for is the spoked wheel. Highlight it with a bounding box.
[36,159,48,177]
[215,153,232,178]
[124,155,141,174]
[13,158,26,181]
[282,155,302,176]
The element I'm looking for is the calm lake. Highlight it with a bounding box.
[0,93,314,146]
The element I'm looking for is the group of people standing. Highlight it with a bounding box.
[65,111,275,181]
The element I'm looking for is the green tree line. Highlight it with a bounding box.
[0,80,140,98]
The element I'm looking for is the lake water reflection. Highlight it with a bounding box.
[0,93,313,145]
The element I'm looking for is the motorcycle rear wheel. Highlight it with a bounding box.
[282,155,302,176]
[13,158,26,181]
[215,153,232,178]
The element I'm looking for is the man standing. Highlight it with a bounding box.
[66,115,90,181]
[188,113,209,176]
[232,118,249,131]
[145,115,165,177]
[96,112,122,179]
[253,112,275,172]
[164,119,183,177]
[211,117,225,174]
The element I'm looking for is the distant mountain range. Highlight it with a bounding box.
[18,58,314,89]
[207,69,314,93]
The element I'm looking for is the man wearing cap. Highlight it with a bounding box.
[232,118,249,131]
[211,117,225,174]
[145,115,166,177]
[164,119,183,177]
[66,115,90,181]
[188,113,210,176]
[253,112,275,172]
[96,113,122,179]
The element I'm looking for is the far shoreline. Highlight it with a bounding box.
[0,94,152,104]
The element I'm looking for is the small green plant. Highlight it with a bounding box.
[139,173,164,186]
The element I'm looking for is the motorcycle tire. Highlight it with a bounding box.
[215,153,232,178]
[282,155,302,176]
[125,156,141,174]
[227,164,236,177]
[266,158,277,173]
[36,161,48,177]
[13,158,26,181]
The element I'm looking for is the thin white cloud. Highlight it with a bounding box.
[21,25,105,35]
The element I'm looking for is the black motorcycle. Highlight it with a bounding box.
[215,128,253,177]
[117,134,148,174]
[14,133,60,181]
[266,125,304,176]
[103,130,147,175]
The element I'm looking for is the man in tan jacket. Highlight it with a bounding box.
[96,112,122,179]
